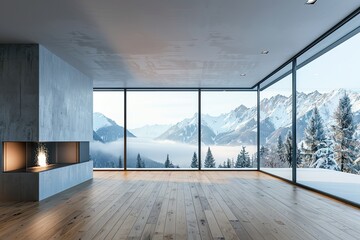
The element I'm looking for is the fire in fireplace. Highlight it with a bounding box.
[36,144,48,167]
[2,142,81,172]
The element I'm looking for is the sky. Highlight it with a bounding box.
[94,31,360,128]
[262,31,360,98]
[93,91,124,125]
[297,31,360,93]
[94,91,257,128]
[127,91,197,128]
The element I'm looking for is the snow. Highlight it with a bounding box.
[262,168,360,204]
[93,112,112,131]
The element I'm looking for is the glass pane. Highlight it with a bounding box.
[201,91,257,169]
[260,74,293,180]
[91,91,124,169]
[297,31,360,204]
[127,91,198,169]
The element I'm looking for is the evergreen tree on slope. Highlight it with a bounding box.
[312,137,337,170]
[226,158,232,168]
[136,153,145,168]
[119,156,123,168]
[260,145,271,167]
[165,154,171,168]
[331,93,357,173]
[304,106,326,167]
[277,135,285,164]
[191,152,198,168]
[284,131,293,167]
[236,146,251,168]
[204,147,216,168]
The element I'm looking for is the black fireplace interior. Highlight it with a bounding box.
[3,142,89,173]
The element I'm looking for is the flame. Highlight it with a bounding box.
[36,144,48,167]
[37,151,47,167]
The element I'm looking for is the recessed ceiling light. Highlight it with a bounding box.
[261,50,269,55]
[240,73,246,77]
[306,0,317,4]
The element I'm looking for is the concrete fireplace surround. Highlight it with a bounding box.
[0,44,93,201]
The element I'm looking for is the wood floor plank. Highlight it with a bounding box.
[189,173,213,240]
[183,180,201,240]
[238,176,359,240]
[164,176,178,240]
[175,181,187,240]
[0,171,358,240]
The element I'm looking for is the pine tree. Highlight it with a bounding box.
[226,158,232,168]
[277,135,285,163]
[298,142,306,167]
[259,145,270,167]
[165,154,171,168]
[190,152,198,168]
[304,106,326,167]
[136,153,144,168]
[119,156,123,168]
[236,146,250,168]
[235,153,241,168]
[332,93,357,173]
[109,161,115,168]
[204,147,216,168]
[312,137,338,170]
[284,131,293,167]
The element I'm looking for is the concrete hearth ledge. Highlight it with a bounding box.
[0,161,93,201]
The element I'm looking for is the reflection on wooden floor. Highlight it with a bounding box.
[0,171,359,240]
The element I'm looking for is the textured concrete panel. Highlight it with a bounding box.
[39,46,92,141]
[38,161,93,201]
[0,161,93,201]
[0,44,39,141]
[0,172,39,201]
[0,142,3,172]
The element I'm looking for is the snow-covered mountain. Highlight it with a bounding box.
[93,89,360,146]
[93,112,135,143]
[158,89,360,146]
[261,89,360,144]
[130,124,171,138]
[93,112,115,131]
[157,106,257,145]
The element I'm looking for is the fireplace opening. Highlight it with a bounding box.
[3,142,80,173]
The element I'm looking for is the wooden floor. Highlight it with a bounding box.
[0,171,359,240]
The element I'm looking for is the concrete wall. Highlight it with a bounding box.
[0,143,2,172]
[0,44,93,142]
[39,46,92,141]
[0,44,93,201]
[0,44,39,141]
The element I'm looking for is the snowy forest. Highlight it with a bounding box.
[131,146,256,169]
[261,93,360,175]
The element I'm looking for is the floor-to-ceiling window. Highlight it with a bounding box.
[89,10,360,207]
[296,30,360,204]
[126,91,198,169]
[201,91,257,169]
[260,67,293,180]
[91,91,124,169]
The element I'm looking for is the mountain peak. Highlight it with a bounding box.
[234,104,249,113]
[93,112,113,131]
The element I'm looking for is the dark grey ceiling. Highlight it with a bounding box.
[0,0,359,88]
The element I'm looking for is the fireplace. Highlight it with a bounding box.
[0,44,93,201]
[0,141,92,201]
[3,142,81,173]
